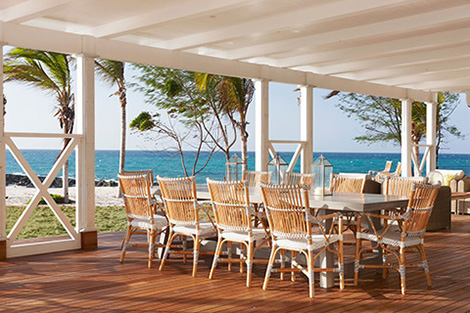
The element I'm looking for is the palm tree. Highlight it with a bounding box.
[196,74,254,172]
[94,60,127,193]
[4,48,74,202]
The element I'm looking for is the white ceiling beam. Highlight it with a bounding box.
[224,3,470,60]
[398,78,470,91]
[373,69,470,86]
[306,43,470,75]
[344,57,470,81]
[92,0,251,39]
[0,0,73,23]
[166,0,409,50]
[0,21,434,102]
[274,27,470,68]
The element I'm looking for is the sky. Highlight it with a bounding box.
[3,58,470,154]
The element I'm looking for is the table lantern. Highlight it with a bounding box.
[312,154,333,196]
[268,153,288,184]
[225,153,243,181]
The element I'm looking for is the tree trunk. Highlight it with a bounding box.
[117,88,127,197]
[412,143,420,176]
[241,130,248,173]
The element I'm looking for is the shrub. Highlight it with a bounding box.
[26,194,74,205]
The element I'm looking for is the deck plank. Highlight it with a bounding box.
[1,215,470,312]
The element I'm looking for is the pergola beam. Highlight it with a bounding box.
[0,0,72,23]
[166,0,406,50]
[225,3,470,61]
[92,0,250,39]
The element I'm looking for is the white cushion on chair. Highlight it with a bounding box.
[173,222,215,236]
[130,215,167,230]
[357,227,423,248]
[275,234,341,251]
[221,228,267,243]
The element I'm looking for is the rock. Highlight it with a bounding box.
[6,174,117,187]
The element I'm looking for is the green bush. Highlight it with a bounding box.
[27,194,74,205]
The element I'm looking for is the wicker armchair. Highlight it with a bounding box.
[158,176,216,277]
[354,183,440,294]
[281,172,316,190]
[207,179,269,287]
[243,170,272,187]
[118,172,168,268]
[121,170,154,186]
[260,183,344,298]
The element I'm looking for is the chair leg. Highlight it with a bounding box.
[246,241,254,287]
[280,249,286,281]
[354,238,362,286]
[382,249,388,279]
[227,241,233,271]
[192,235,201,277]
[291,251,297,282]
[417,244,432,287]
[338,240,344,290]
[120,225,133,263]
[399,246,406,295]
[240,243,245,274]
[148,229,156,268]
[209,237,224,280]
[159,230,175,271]
[263,246,278,291]
[182,236,187,264]
[307,249,315,298]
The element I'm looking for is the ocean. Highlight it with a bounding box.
[5,150,470,184]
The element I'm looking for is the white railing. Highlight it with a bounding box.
[268,140,306,172]
[4,132,83,257]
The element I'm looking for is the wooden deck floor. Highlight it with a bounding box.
[2,216,470,312]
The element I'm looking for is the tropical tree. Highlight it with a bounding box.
[4,48,74,202]
[131,65,219,177]
[196,74,255,172]
[95,60,127,194]
[326,91,463,172]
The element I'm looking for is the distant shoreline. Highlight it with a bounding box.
[6,173,118,188]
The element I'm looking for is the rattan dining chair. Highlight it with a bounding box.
[354,183,440,295]
[243,170,272,187]
[158,176,216,277]
[330,174,366,194]
[118,172,168,268]
[260,183,344,298]
[121,170,154,186]
[383,176,428,197]
[282,172,316,190]
[207,178,269,287]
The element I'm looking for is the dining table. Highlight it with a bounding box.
[193,184,409,288]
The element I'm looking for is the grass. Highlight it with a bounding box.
[6,206,127,239]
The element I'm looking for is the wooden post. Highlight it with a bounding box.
[401,99,412,177]
[0,44,6,260]
[300,86,313,173]
[255,79,269,171]
[76,51,97,250]
[426,99,437,174]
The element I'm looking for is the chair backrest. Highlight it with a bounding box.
[394,162,402,176]
[383,176,428,196]
[384,160,393,173]
[157,176,199,225]
[260,183,311,240]
[282,172,316,190]
[118,172,154,220]
[243,170,272,187]
[330,174,365,194]
[403,183,440,234]
[207,178,252,232]
[121,170,154,186]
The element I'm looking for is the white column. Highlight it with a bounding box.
[0,45,6,254]
[75,55,97,238]
[426,101,437,174]
[401,99,412,177]
[300,86,313,173]
[255,80,269,171]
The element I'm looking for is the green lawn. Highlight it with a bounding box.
[6,206,127,239]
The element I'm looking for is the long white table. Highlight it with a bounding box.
[194,185,409,288]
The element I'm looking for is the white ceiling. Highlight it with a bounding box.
[1,0,470,101]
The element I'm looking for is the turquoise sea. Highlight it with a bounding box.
[5,150,470,184]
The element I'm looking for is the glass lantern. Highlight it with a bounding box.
[268,153,288,184]
[225,153,243,181]
[311,154,333,196]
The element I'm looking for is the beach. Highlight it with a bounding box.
[6,186,123,207]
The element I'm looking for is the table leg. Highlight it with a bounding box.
[319,211,334,288]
